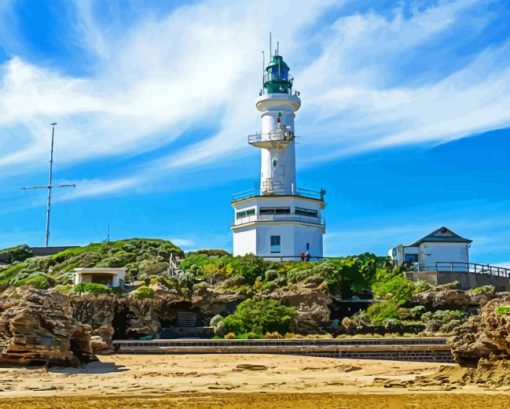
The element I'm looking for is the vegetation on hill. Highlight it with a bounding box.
[0,239,183,289]
[0,245,33,264]
[213,297,297,338]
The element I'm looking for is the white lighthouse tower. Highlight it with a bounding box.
[231,47,326,260]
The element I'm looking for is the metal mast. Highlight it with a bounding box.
[23,123,76,246]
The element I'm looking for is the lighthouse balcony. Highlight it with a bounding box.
[232,185,325,203]
[248,129,295,148]
[233,213,325,228]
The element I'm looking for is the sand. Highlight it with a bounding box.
[0,354,508,408]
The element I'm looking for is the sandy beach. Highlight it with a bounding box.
[0,354,508,408]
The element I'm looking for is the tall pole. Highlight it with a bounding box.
[45,123,57,247]
[23,123,76,247]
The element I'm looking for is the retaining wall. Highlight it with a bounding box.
[112,337,453,363]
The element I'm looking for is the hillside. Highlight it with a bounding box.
[0,239,184,289]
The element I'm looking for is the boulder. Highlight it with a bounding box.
[0,287,94,366]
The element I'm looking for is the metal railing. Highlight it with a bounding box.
[412,262,510,278]
[247,129,295,145]
[233,214,325,227]
[232,186,325,202]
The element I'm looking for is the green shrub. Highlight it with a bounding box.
[365,301,400,323]
[495,306,510,317]
[223,297,296,336]
[0,244,33,264]
[12,272,54,289]
[74,282,111,294]
[133,285,155,299]
[410,305,426,319]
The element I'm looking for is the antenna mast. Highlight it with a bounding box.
[261,50,265,89]
[22,123,76,247]
[269,32,272,59]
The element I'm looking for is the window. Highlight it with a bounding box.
[260,207,290,215]
[270,236,281,253]
[236,208,255,219]
[295,207,318,217]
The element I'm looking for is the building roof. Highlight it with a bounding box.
[74,267,126,274]
[409,226,472,246]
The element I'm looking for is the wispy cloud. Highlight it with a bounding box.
[1,0,509,200]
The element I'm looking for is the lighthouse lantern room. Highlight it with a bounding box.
[231,43,326,260]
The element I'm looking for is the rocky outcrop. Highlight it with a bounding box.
[71,293,118,353]
[412,289,507,310]
[450,296,510,366]
[268,288,332,333]
[0,287,94,366]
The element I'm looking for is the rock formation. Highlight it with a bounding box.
[450,296,510,366]
[0,287,94,366]
[268,288,332,332]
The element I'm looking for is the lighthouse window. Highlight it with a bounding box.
[260,207,290,215]
[270,235,281,253]
[236,208,255,219]
[295,207,318,217]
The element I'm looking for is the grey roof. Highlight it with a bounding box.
[409,226,472,247]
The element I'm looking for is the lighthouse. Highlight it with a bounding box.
[231,46,326,260]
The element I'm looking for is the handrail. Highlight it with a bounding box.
[233,214,325,227]
[248,129,295,144]
[232,186,325,202]
[412,261,510,278]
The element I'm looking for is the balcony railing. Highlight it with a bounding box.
[248,129,295,145]
[232,186,325,202]
[412,262,510,278]
[233,214,325,227]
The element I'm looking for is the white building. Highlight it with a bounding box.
[388,227,472,271]
[232,49,326,260]
[73,267,126,288]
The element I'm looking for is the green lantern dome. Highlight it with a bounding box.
[263,55,293,94]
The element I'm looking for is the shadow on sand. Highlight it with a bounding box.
[49,361,129,375]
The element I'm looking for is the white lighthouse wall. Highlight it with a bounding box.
[256,224,323,259]
[258,95,299,194]
[233,228,257,256]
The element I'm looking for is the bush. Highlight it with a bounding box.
[133,285,155,299]
[74,282,111,294]
[11,272,55,289]
[365,301,400,323]
[224,332,236,339]
[223,297,296,336]
[0,245,33,264]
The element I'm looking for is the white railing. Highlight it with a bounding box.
[234,214,325,227]
[248,129,295,145]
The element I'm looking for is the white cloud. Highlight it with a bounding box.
[1,0,509,198]
[168,237,195,248]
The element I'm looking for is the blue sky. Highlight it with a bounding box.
[1,0,509,264]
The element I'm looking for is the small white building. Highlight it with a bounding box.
[231,49,326,260]
[388,227,472,271]
[73,267,126,287]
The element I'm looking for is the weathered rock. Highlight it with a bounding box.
[268,288,332,333]
[71,293,118,353]
[0,287,94,366]
[450,296,510,366]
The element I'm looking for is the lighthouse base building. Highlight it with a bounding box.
[231,50,326,260]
